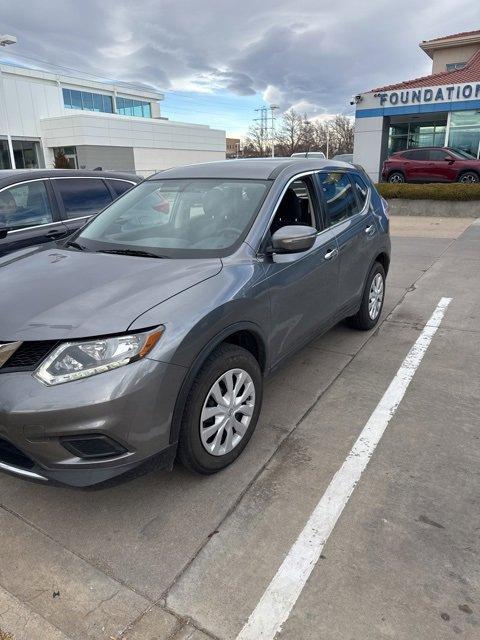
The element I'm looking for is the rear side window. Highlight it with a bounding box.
[317,172,359,226]
[351,174,369,209]
[107,179,135,197]
[0,180,53,230]
[55,178,112,219]
[403,149,428,160]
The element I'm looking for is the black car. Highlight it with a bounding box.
[0,170,142,256]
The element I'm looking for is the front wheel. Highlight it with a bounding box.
[458,171,479,184]
[348,262,386,331]
[178,343,262,474]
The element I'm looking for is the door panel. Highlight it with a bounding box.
[264,229,339,364]
[426,150,456,181]
[52,177,113,231]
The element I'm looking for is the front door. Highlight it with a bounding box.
[261,175,340,366]
[426,149,457,181]
[0,179,68,257]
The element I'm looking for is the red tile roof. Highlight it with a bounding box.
[372,48,480,92]
[425,29,480,43]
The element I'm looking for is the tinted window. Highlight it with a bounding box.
[55,179,112,219]
[107,179,135,197]
[351,174,369,209]
[318,172,359,226]
[428,149,451,161]
[0,181,53,230]
[403,150,428,160]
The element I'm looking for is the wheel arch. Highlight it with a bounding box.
[169,322,267,445]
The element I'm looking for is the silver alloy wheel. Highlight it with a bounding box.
[389,173,404,184]
[459,172,479,184]
[200,368,255,456]
[368,273,384,320]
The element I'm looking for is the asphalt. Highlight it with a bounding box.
[0,216,478,640]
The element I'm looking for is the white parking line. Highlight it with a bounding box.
[237,297,452,640]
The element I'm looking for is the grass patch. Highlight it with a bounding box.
[376,182,480,201]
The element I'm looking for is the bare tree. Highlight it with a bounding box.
[275,109,305,156]
[243,122,270,157]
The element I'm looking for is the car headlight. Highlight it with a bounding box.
[34,327,164,386]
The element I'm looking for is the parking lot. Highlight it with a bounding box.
[0,215,479,640]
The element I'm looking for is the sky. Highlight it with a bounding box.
[1,0,480,138]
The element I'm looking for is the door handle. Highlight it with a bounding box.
[324,248,338,260]
[365,225,375,235]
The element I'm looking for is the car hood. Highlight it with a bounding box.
[0,247,222,341]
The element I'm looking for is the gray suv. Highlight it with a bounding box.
[0,158,390,487]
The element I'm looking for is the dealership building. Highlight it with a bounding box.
[353,30,480,181]
[0,63,225,175]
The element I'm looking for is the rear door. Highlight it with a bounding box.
[403,149,429,181]
[51,177,114,234]
[105,178,137,198]
[315,170,377,315]
[0,179,68,257]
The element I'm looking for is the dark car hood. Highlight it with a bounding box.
[0,247,222,341]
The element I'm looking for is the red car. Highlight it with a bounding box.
[382,147,480,184]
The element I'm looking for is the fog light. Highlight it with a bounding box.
[60,435,127,459]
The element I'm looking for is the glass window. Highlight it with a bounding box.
[0,181,53,230]
[77,179,270,257]
[12,140,40,169]
[448,110,480,158]
[403,149,428,160]
[428,149,451,161]
[0,140,12,169]
[116,96,151,118]
[62,88,113,114]
[142,103,152,118]
[107,179,135,197]
[351,174,369,209]
[446,62,466,71]
[270,177,317,234]
[55,179,112,219]
[318,172,359,226]
[82,92,94,111]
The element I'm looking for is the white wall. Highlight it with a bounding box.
[133,147,225,175]
[353,116,386,182]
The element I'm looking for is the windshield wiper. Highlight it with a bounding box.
[98,248,166,258]
[66,241,87,251]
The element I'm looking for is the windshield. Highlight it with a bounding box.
[450,148,477,160]
[76,178,270,258]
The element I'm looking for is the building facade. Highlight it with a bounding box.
[0,63,226,175]
[353,31,480,181]
[226,137,241,158]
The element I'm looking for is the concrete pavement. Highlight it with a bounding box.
[0,216,478,640]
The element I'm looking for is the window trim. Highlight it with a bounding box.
[0,178,61,233]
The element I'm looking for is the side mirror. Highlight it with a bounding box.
[445,157,455,163]
[271,225,317,254]
[0,227,7,240]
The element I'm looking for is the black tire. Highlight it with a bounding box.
[388,171,405,184]
[178,343,262,474]
[458,171,479,184]
[348,262,386,331]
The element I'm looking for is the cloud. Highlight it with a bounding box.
[2,0,480,120]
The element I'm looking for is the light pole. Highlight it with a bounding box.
[0,34,18,169]
[270,104,278,157]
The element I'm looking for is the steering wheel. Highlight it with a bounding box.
[218,226,241,242]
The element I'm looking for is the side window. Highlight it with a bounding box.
[270,177,318,235]
[428,149,451,161]
[351,174,369,210]
[404,149,428,161]
[0,181,53,230]
[107,179,135,198]
[55,178,112,219]
[317,172,359,226]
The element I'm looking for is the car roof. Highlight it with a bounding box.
[147,158,355,181]
[0,169,141,186]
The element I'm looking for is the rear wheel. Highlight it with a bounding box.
[178,344,262,474]
[388,171,405,184]
[348,262,386,331]
[458,171,479,184]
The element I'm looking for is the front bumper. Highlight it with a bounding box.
[0,357,186,487]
